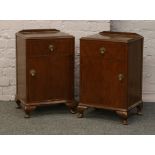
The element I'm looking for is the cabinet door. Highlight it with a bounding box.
[101,60,127,109]
[80,40,127,109]
[28,57,50,102]
[48,39,74,100]
[80,55,104,105]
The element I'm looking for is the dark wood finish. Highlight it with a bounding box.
[78,31,143,125]
[16,29,75,117]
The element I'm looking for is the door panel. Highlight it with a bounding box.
[80,57,126,109]
[80,55,103,105]
[28,57,50,102]
[101,60,127,109]
[49,55,74,100]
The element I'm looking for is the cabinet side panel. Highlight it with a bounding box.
[16,36,27,102]
[128,39,143,107]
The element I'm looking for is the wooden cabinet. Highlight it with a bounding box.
[16,29,76,118]
[77,31,144,125]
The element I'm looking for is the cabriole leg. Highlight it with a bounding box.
[24,106,36,118]
[66,101,78,114]
[77,105,88,118]
[116,111,128,125]
[15,99,21,109]
[136,102,143,115]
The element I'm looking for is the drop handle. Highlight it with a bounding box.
[49,44,54,52]
[118,74,124,81]
[30,69,36,77]
[100,47,106,55]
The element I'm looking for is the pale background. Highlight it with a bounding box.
[0,20,155,102]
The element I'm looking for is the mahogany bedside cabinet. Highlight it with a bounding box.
[77,31,143,125]
[16,29,76,118]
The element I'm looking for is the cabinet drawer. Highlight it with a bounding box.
[80,40,126,61]
[27,38,73,57]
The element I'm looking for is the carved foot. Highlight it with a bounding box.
[122,119,128,125]
[77,105,88,118]
[136,102,143,115]
[70,108,77,114]
[77,113,84,118]
[24,113,31,118]
[66,101,78,114]
[15,99,21,109]
[116,111,128,125]
[24,106,36,118]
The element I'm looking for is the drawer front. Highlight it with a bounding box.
[27,38,73,57]
[80,39,126,61]
[80,55,127,109]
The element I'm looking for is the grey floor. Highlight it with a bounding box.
[0,101,154,134]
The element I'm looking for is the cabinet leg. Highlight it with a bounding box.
[116,111,128,125]
[24,106,36,118]
[136,102,143,115]
[15,99,21,109]
[70,106,77,114]
[77,105,88,118]
[66,101,78,114]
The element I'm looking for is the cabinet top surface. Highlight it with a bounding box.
[16,29,74,39]
[81,31,143,43]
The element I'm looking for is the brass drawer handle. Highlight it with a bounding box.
[49,45,54,52]
[118,74,124,81]
[30,69,36,77]
[100,47,106,55]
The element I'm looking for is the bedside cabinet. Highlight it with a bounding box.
[16,29,76,118]
[77,31,143,125]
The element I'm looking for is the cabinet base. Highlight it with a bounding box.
[15,97,77,118]
[77,101,143,125]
